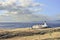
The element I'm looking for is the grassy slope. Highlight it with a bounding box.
[0,28,60,40]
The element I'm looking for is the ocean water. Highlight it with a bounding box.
[0,21,60,29]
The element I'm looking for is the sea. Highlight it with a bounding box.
[0,20,60,29]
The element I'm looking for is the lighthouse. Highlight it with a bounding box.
[42,21,48,28]
[32,21,48,29]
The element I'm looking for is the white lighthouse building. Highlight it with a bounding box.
[42,21,48,28]
[32,21,48,29]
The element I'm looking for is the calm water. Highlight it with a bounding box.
[0,21,60,29]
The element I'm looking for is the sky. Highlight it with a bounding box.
[36,0,60,16]
[0,0,60,22]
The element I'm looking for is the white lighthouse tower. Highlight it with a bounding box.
[42,21,48,28]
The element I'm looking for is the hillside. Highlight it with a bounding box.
[0,28,60,40]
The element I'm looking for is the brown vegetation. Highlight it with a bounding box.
[0,28,60,40]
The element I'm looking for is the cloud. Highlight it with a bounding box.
[0,0,45,12]
[0,0,48,22]
[0,0,16,5]
[53,13,60,20]
[0,13,50,22]
[28,8,42,13]
[18,0,32,7]
[18,0,45,7]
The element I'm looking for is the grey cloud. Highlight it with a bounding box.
[0,12,50,22]
[0,0,50,22]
